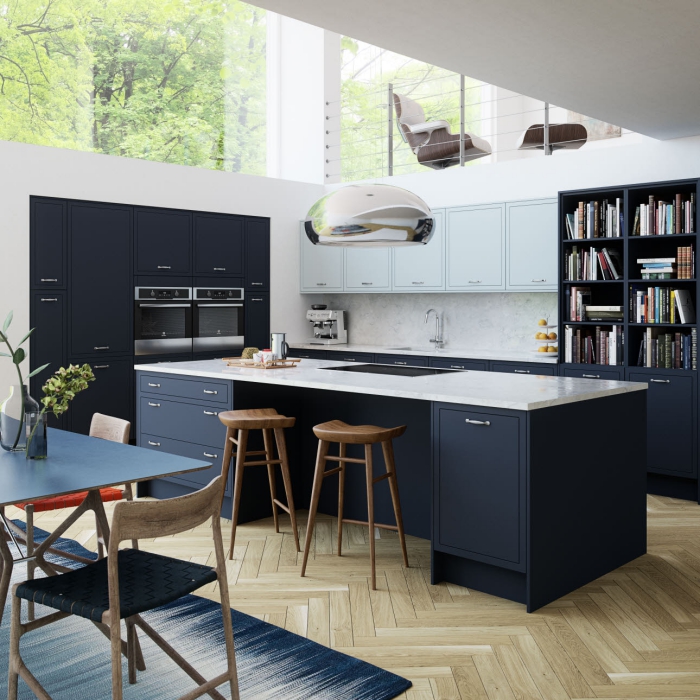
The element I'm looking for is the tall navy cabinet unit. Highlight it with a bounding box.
[29,196,270,436]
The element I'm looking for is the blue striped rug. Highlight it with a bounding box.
[0,522,411,699]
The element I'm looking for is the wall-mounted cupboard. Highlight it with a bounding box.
[299,198,557,294]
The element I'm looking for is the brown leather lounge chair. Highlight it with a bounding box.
[393,93,492,169]
[517,123,588,151]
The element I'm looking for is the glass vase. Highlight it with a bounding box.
[0,384,36,452]
[26,403,47,460]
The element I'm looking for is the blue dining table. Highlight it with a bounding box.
[0,428,211,625]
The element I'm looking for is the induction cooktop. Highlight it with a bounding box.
[318,364,456,377]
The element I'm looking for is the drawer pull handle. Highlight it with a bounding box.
[514,369,530,374]
[203,452,218,459]
[412,281,424,285]
[251,298,264,302]
[94,346,110,351]
[650,379,671,384]
[451,365,465,369]
[148,382,161,388]
[148,402,161,407]
[203,389,218,395]
[251,282,264,286]
[344,358,356,362]
[40,278,58,282]
[465,419,491,426]
[316,282,327,286]
[531,279,547,283]
[203,410,219,416]
[361,282,373,286]
[148,441,161,447]
[213,267,226,271]
[157,265,171,270]
[395,361,407,365]
[40,298,58,302]
[469,280,482,283]
[94,365,110,369]
[582,374,600,379]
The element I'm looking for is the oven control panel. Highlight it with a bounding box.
[136,287,192,300]
[194,288,244,301]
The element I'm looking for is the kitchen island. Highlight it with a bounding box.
[135,358,647,612]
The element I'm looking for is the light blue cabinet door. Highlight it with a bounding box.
[392,210,445,291]
[344,247,391,291]
[300,226,344,292]
[506,199,558,291]
[446,204,505,290]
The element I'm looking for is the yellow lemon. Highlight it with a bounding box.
[537,318,547,326]
[547,346,558,353]
[537,346,548,353]
[548,332,557,340]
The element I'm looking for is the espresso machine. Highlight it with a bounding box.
[306,308,348,345]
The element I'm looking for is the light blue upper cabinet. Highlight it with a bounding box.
[506,199,558,291]
[344,246,391,292]
[446,204,505,291]
[299,225,344,292]
[392,209,445,291]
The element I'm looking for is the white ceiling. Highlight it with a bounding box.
[253,0,700,140]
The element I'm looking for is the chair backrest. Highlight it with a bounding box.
[109,476,223,550]
[90,413,130,444]
[393,93,428,150]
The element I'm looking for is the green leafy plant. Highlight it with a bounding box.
[0,311,49,450]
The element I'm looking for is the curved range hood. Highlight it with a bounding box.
[305,184,434,246]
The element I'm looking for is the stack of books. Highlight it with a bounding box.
[638,257,676,280]
[585,306,624,322]
[630,288,696,324]
[565,199,623,239]
[637,328,697,369]
[565,247,622,281]
[563,325,623,365]
[633,193,695,235]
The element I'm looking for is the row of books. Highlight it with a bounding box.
[630,287,696,324]
[565,199,622,239]
[563,325,623,365]
[632,194,695,235]
[636,328,697,369]
[564,246,622,281]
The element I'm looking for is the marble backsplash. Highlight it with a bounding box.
[310,293,559,352]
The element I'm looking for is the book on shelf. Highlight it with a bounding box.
[571,199,622,239]
[634,193,695,235]
[675,289,697,324]
[637,328,697,369]
[567,286,591,321]
[630,286,696,324]
[564,324,623,365]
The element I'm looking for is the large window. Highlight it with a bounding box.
[0,0,266,174]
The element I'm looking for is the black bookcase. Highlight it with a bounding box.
[558,178,699,502]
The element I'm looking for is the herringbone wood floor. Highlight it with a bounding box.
[7,492,700,699]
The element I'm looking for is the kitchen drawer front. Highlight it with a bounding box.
[290,348,328,360]
[327,351,375,363]
[429,358,488,372]
[140,397,227,446]
[139,433,231,497]
[374,354,428,367]
[139,374,229,404]
[490,362,557,376]
[562,367,624,381]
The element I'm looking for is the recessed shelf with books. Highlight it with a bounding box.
[559,178,699,498]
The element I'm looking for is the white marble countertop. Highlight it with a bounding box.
[135,358,645,412]
[288,342,558,364]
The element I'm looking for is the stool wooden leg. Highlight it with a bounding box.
[228,429,248,560]
[365,444,377,591]
[382,439,409,568]
[337,443,346,557]
[275,427,300,552]
[263,429,279,534]
[220,427,235,500]
[301,440,330,578]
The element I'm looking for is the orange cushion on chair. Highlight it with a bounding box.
[15,487,124,513]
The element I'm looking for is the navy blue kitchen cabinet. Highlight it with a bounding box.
[374,354,428,367]
[245,218,270,290]
[68,358,132,435]
[69,203,132,357]
[194,214,244,277]
[245,293,270,350]
[561,367,624,380]
[289,348,328,360]
[31,198,66,289]
[135,207,191,275]
[429,357,488,372]
[328,351,375,363]
[490,361,557,376]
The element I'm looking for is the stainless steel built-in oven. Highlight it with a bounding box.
[193,288,245,354]
[134,287,193,356]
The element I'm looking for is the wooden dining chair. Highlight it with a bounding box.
[8,475,240,700]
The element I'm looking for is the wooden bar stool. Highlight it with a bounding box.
[219,408,300,559]
[301,420,409,590]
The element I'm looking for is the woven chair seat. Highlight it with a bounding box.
[16,549,217,623]
[15,487,124,513]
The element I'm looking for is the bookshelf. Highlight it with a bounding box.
[558,178,699,501]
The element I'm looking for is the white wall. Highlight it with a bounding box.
[0,139,323,390]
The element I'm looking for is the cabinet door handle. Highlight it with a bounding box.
[148,382,161,388]
[148,402,161,407]
[514,369,530,374]
[361,282,373,286]
[94,346,110,351]
[316,282,327,286]
[465,419,491,426]
[203,410,219,416]
[40,298,58,302]
[344,358,356,362]
[157,265,171,270]
[148,440,161,447]
[203,452,218,459]
[40,278,58,283]
[650,379,671,384]
[251,298,264,302]
[251,282,264,286]
[213,267,226,271]
[451,365,465,369]
[531,279,547,283]
[94,365,110,369]
[203,389,218,395]
[412,281,424,285]
[469,280,482,284]
[395,361,407,365]
[582,373,600,379]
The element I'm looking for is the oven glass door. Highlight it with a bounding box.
[194,303,245,353]
[135,303,193,355]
